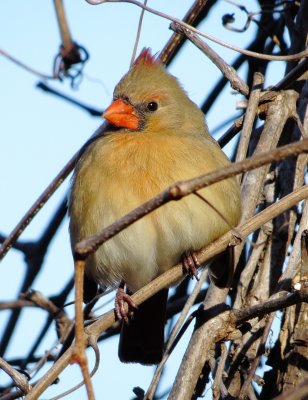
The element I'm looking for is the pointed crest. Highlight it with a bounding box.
[133,48,160,67]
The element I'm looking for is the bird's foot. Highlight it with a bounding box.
[115,282,137,324]
[182,250,200,280]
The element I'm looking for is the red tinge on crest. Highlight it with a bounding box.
[133,48,159,66]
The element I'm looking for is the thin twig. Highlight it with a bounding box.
[21,290,72,342]
[293,112,308,138]
[0,300,35,310]
[232,290,308,325]
[0,49,54,80]
[53,0,88,85]
[212,343,229,399]
[71,260,95,400]
[145,269,208,399]
[50,339,100,400]
[130,0,147,67]
[273,58,308,91]
[276,200,308,291]
[85,0,308,61]
[238,313,275,399]
[236,72,264,165]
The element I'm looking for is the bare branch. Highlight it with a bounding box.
[130,0,148,67]
[170,22,249,97]
[159,0,215,66]
[0,357,31,396]
[236,72,264,164]
[272,379,308,400]
[53,0,74,51]
[71,260,95,400]
[145,269,209,399]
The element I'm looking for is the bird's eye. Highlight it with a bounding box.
[147,101,158,112]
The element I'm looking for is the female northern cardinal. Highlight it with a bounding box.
[69,48,241,365]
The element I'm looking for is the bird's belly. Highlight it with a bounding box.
[88,207,160,292]
[84,184,229,292]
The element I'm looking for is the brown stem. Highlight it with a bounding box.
[236,72,264,164]
[71,259,95,400]
[238,313,276,399]
[53,0,73,50]
[0,357,31,395]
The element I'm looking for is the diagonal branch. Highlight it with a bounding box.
[74,139,308,259]
[159,0,216,66]
[0,49,55,80]
[0,357,31,396]
[170,22,249,97]
[0,122,107,261]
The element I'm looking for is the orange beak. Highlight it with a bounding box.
[103,99,139,130]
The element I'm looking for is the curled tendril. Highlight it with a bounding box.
[222,12,255,33]
[53,42,89,89]
[222,0,300,33]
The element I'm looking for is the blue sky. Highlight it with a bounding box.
[0,1,284,398]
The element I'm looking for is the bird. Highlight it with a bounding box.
[68,48,241,365]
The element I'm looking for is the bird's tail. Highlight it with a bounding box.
[118,288,168,365]
[208,247,234,288]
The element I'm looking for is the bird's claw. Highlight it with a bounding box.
[115,284,137,324]
[182,251,200,280]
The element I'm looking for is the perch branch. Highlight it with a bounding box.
[74,138,308,259]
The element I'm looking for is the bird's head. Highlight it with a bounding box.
[103,48,206,135]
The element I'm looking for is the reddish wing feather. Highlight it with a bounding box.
[133,47,160,66]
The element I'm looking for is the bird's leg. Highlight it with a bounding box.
[182,250,200,280]
[115,281,137,324]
